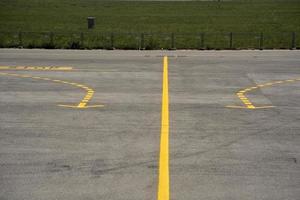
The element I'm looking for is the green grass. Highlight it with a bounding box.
[0,0,300,49]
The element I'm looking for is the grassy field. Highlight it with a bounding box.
[0,0,300,49]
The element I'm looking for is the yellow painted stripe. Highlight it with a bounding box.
[0,72,103,109]
[0,66,73,71]
[228,77,300,109]
[78,102,87,108]
[52,67,73,70]
[158,56,170,200]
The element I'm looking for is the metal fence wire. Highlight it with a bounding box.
[0,31,298,50]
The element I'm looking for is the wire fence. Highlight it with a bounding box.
[0,31,298,50]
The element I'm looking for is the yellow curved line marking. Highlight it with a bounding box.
[227,77,300,109]
[0,72,103,109]
[158,56,170,200]
[0,66,73,71]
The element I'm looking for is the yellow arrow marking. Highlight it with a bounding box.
[0,72,103,109]
[0,66,73,71]
[157,56,170,200]
[227,77,300,109]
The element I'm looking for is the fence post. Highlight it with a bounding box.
[70,33,74,47]
[291,32,296,49]
[199,33,205,49]
[49,32,54,46]
[140,33,144,50]
[229,32,233,49]
[171,33,175,50]
[110,32,114,49]
[259,32,264,50]
[80,32,84,48]
[18,31,23,46]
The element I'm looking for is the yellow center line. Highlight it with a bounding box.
[0,72,103,109]
[158,56,170,200]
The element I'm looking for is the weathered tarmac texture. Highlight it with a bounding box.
[0,49,300,200]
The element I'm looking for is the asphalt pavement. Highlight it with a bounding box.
[0,49,299,200]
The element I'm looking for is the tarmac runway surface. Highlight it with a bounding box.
[0,49,299,200]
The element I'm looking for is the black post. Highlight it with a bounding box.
[110,32,114,49]
[140,33,145,50]
[80,32,84,47]
[200,33,205,49]
[49,32,54,46]
[229,32,233,49]
[18,31,23,46]
[291,32,296,49]
[171,33,175,50]
[259,32,264,50]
